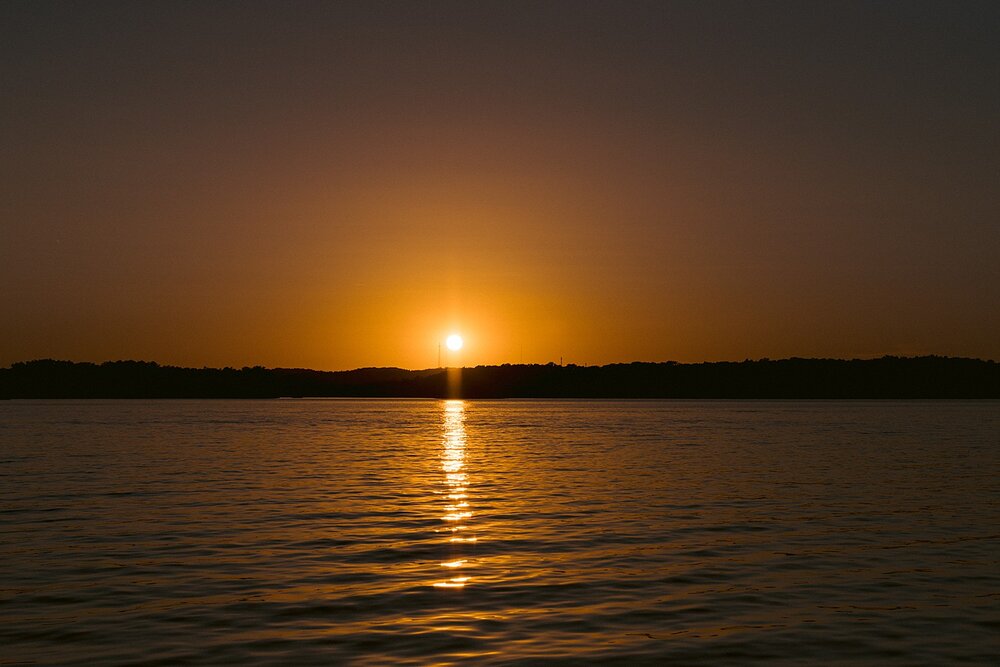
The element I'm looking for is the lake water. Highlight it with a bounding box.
[1,399,998,665]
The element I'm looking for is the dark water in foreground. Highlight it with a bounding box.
[1,400,998,665]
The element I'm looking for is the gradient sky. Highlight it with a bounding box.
[3,1,998,370]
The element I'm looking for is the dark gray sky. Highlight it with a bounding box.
[2,1,998,369]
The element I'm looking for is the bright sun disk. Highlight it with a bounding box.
[446,334,463,351]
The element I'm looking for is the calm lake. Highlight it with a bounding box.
[1,399,998,665]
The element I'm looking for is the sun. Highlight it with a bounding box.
[446,334,464,351]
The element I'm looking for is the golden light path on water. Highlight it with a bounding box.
[434,400,476,589]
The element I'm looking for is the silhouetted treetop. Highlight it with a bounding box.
[1,356,997,399]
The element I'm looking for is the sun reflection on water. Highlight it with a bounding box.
[435,400,475,589]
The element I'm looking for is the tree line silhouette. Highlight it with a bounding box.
[2,356,998,399]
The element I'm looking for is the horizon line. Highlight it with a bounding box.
[5,354,998,374]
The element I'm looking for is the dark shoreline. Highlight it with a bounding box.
[2,356,998,399]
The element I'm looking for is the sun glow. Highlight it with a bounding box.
[446,334,464,351]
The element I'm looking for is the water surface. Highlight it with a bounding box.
[1,399,998,664]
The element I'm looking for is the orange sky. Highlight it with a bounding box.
[2,3,998,369]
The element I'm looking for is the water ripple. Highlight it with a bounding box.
[1,399,998,664]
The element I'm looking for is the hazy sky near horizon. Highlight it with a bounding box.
[2,1,998,370]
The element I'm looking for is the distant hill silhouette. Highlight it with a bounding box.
[1,357,998,399]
